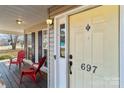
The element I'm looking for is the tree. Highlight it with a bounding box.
[9,35,18,50]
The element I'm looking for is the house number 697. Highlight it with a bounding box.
[81,63,98,73]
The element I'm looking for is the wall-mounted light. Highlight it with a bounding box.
[46,8,53,25]
[46,18,53,25]
[16,19,23,25]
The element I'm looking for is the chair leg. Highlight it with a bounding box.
[33,74,36,81]
[9,63,11,69]
[31,74,37,83]
[20,72,23,84]
[19,64,21,71]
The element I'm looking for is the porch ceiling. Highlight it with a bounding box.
[0,5,51,34]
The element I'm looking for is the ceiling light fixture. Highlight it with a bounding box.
[16,19,23,25]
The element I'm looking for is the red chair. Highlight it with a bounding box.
[20,56,46,84]
[9,50,25,70]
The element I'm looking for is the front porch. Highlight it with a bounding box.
[0,61,47,88]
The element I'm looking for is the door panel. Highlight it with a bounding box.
[69,6,119,88]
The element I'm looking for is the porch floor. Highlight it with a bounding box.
[0,61,47,88]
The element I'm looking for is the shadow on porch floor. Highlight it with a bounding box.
[0,61,47,88]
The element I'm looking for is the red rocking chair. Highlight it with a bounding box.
[20,56,46,84]
[9,50,25,70]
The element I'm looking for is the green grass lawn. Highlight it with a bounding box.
[0,49,23,60]
[0,55,12,60]
[0,45,24,60]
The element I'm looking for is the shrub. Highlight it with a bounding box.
[0,55,12,60]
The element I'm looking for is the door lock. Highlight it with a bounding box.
[69,61,73,74]
[54,55,56,60]
[69,54,73,59]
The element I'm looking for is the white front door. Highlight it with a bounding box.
[69,6,119,88]
[54,16,67,87]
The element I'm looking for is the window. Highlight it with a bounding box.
[60,24,65,58]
